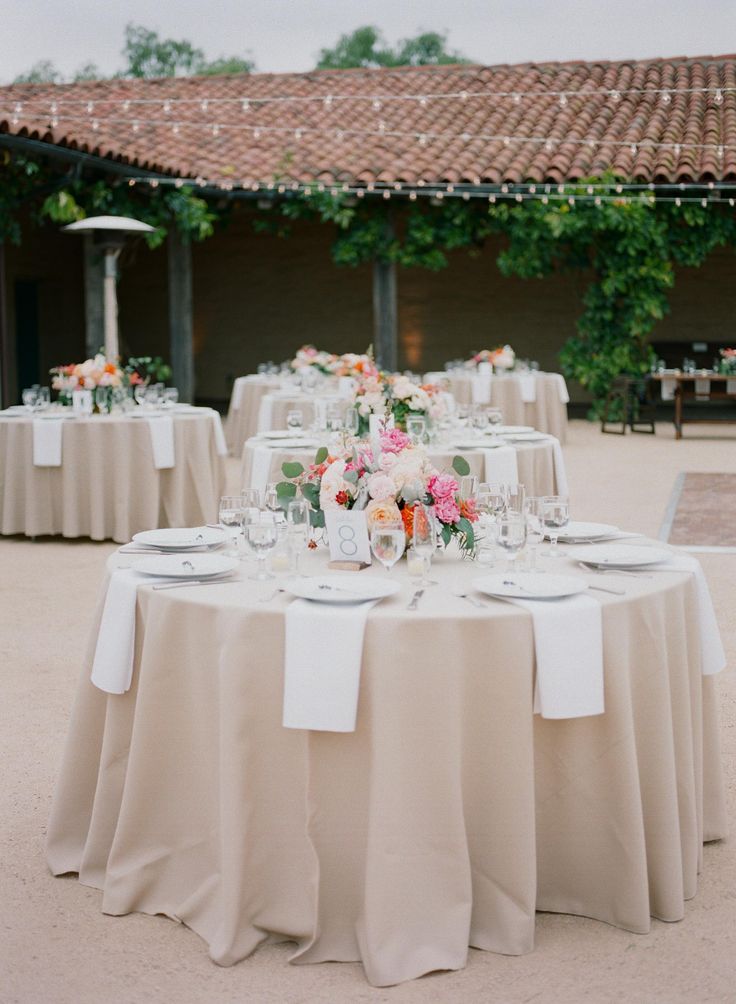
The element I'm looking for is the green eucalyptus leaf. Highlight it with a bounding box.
[282,461,305,479]
[314,446,328,465]
[276,481,297,499]
[452,455,471,477]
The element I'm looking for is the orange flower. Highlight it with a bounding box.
[460,498,479,523]
[104,362,117,374]
[400,505,414,538]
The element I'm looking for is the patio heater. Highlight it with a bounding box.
[62,216,155,360]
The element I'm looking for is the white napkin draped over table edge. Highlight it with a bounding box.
[32,417,64,466]
[549,436,569,497]
[146,415,175,469]
[283,598,378,732]
[205,409,228,456]
[509,593,605,719]
[256,394,275,433]
[481,445,519,484]
[518,373,537,403]
[470,372,492,405]
[249,444,278,496]
[90,569,141,694]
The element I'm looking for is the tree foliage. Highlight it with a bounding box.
[316,25,469,69]
[121,23,254,78]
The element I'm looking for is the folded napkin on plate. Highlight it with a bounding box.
[470,372,492,405]
[90,569,141,694]
[283,598,377,731]
[511,593,604,719]
[481,444,519,484]
[549,436,569,497]
[518,373,537,403]
[659,554,726,676]
[33,418,63,466]
[147,415,175,469]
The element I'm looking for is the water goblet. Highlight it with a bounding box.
[406,415,427,446]
[36,387,51,410]
[94,386,111,415]
[370,520,406,573]
[244,510,279,581]
[22,388,38,410]
[497,513,527,572]
[523,496,545,571]
[344,407,360,437]
[133,384,147,407]
[286,497,310,574]
[219,495,246,557]
[163,387,179,407]
[503,483,526,515]
[487,408,504,433]
[459,474,479,500]
[541,495,569,557]
[411,502,437,586]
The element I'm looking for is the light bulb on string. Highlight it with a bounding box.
[128,179,135,187]
[149,179,159,189]
[212,124,220,137]
[559,93,568,107]
[708,181,715,189]
[435,191,444,200]
[382,190,390,200]
[568,196,575,206]
[419,96,427,107]
[378,120,385,134]
[503,136,510,146]
[330,187,338,197]
[253,127,261,139]
[515,193,523,202]
[529,184,536,194]
[512,93,521,105]
[557,184,565,194]
[541,195,549,204]
[163,100,171,113]
[675,197,682,207]
[317,183,325,192]
[461,132,470,142]
[200,100,208,112]
[50,101,57,115]
[610,89,621,101]
[174,178,183,188]
[417,179,425,187]
[661,91,671,104]
[615,184,623,193]
[356,189,365,199]
[304,187,312,196]
[394,182,402,190]
[715,89,724,105]
[323,95,332,109]
[277,184,286,194]
[718,146,725,159]
[51,116,58,128]
[594,196,602,206]
[366,182,374,192]
[122,100,130,112]
[729,198,735,207]
[409,191,417,201]
[544,139,554,152]
[501,183,508,194]
[701,198,708,208]
[459,90,468,101]
[630,143,637,156]
[372,99,382,111]
[91,119,99,131]
[86,101,94,114]
[418,133,427,146]
[132,120,140,133]
[240,99,250,113]
[172,123,180,135]
[488,194,496,203]
[463,192,470,201]
[446,183,454,193]
[587,185,594,195]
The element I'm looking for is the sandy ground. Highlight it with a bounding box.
[2,419,735,1004]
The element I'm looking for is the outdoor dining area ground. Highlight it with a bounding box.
[2,418,734,1004]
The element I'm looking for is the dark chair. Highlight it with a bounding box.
[600,376,657,435]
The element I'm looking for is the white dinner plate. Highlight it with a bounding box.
[492,425,534,434]
[133,554,239,579]
[501,432,548,442]
[474,572,588,599]
[284,573,400,604]
[129,410,163,419]
[573,544,672,568]
[261,430,311,440]
[34,412,71,420]
[553,521,621,542]
[260,439,317,450]
[450,441,505,451]
[132,526,227,550]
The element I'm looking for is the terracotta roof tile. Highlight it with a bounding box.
[0,55,735,186]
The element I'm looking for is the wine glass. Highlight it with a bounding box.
[286,410,303,435]
[541,495,569,557]
[239,488,262,512]
[411,502,437,586]
[163,387,179,407]
[370,520,406,573]
[524,497,545,572]
[134,384,147,407]
[406,415,427,445]
[503,483,526,515]
[264,482,281,513]
[219,495,246,557]
[95,386,111,415]
[458,474,479,500]
[286,498,310,574]
[243,510,279,581]
[22,388,38,410]
[497,513,527,572]
[470,406,489,435]
[37,387,51,411]
[487,408,504,433]
[344,407,360,437]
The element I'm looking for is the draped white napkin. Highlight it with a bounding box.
[32,418,63,466]
[146,416,175,469]
[283,598,377,731]
[470,372,492,404]
[511,593,604,719]
[548,436,569,496]
[481,445,519,484]
[661,378,677,401]
[256,394,275,433]
[657,555,726,676]
[727,379,736,395]
[231,378,245,410]
[695,378,711,397]
[518,373,537,403]
[249,445,276,495]
[90,569,141,694]
[551,373,570,404]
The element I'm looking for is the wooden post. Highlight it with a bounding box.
[0,241,8,408]
[372,217,398,372]
[168,229,194,402]
[83,235,104,358]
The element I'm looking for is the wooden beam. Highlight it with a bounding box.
[372,246,398,372]
[167,229,194,402]
[83,235,104,358]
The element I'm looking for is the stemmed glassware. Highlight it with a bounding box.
[410,502,437,586]
[541,495,570,557]
[94,386,111,415]
[286,410,303,435]
[219,495,246,557]
[497,513,527,572]
[406,415,427,445]
[523,497,545,571]
[286,498,310,575]
[344,407,360,437]
[243,510,279,581]
[370,519,406,573]
[503,483,526,515]
[22,387,38,410]
[133,384,147,407]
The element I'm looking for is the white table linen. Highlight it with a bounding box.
[90,569,140,694]
[481,444,519,484]
[32,417,64,466]
[660,554,726,676]
[146,416,175,469]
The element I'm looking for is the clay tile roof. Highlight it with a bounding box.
[1,54,735,186]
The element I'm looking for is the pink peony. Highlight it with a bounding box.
[380,427,411,454]
[433,495,461,524]
[428,472,458,502]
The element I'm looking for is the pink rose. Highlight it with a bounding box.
[433,495,461,524]
[428,472,458,503]
[367,473,396,502]
[380,427,411,454]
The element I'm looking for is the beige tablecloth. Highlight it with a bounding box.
[46,546,726,986]
[446,373,569,443]
[225,376,281,454]
[0,411,226,542]
[240,436,562,498]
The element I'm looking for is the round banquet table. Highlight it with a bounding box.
[239,434,566,499]
[437,372,570,443]
[46,544,726,987]
[0,409,226,542]
[225,375,281,454]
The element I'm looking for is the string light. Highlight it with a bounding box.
[241,98,250,112]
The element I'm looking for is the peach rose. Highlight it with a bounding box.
[365,498,402,530]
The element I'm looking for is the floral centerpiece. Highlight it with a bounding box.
[276,427,477,553]
[50,353,171,403]
[289,345,338,375]
[331,352,378,379]
[465,345,516,371]
[352,372,448,434]
[718,348,736,375]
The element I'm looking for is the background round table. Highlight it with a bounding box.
[0,409,226,542]
[46,545,726,987]
[239,434,567,499]
[438,372,570,442]
[225,376,281,454]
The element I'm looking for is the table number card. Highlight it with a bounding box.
[325,509,372,565]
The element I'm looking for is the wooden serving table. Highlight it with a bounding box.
[651,373,736,439]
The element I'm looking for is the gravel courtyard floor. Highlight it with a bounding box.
[2,419,735,1004]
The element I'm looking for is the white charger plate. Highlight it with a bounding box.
[501,432,548,441]
[474,572,588,599]
[129,410,163,419]
[132,526,227,550]
[284,574,400,604]
[133,554,239,579]
[553,521,620,542]
[492,425,534,434]
[574,544,672,568]
[450,441,505,451]
[261,430,310,439]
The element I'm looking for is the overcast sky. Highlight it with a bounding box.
[2,0,735,82]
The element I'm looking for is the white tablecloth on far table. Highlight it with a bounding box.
[46,543,726,986]
[0,409,226,542]
[441,372,569,443]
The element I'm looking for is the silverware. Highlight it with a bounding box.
[407,588,425,611]
[587,584,626,595]
[503,579,532,593]
[453,590,487,609]
[578,561,652,579]
[152,577,239,590]
[316,583,365,597]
